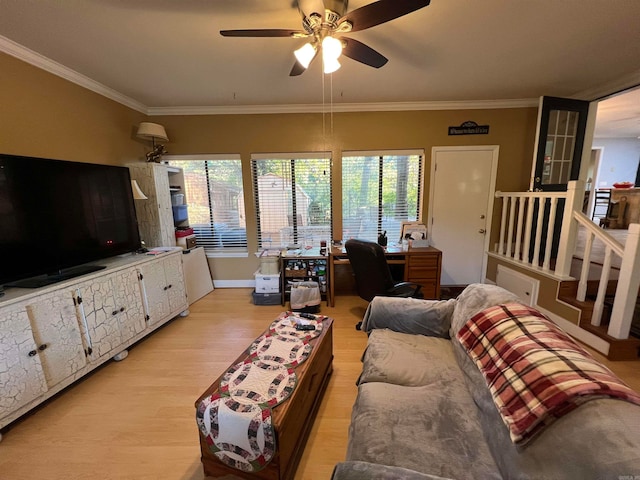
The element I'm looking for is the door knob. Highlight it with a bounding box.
[480,215,485,219]
[479,229,486,234]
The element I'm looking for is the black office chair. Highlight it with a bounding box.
[592,189,611,222]
[345,238,424,303]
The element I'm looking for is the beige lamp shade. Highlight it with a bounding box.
[131,180,148,200]
[136,122,169,142]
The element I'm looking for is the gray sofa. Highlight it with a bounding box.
[332,283,640,480]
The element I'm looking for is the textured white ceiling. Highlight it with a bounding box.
[595,88,640,138]
[0,0,638,137]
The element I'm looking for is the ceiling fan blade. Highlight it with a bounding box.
[290,62,307,76]
[341,37,388,68]
[339,0,431,32]
[220,29,307,38]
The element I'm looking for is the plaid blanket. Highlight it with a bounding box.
[457,302,640,445]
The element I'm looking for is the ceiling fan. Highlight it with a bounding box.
[220,0,431,76]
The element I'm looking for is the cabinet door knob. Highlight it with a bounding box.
[112,310,119,316]
[28,350,37,357]
[38,343,48,351]
[120,307,125,312]
[167,284,172,289]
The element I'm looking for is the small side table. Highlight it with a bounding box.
[281,248,331,307]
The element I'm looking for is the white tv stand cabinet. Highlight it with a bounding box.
[0,250,188,439]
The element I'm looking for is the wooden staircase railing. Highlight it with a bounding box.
[493,180,640,353]
[558,279,640,360]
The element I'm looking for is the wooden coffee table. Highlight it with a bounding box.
[195,317,334,480]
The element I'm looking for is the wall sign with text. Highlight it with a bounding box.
[448,121,490,135]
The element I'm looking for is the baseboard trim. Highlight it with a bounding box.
[213,280,255,289]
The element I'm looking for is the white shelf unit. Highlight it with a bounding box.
[128,163,189,248]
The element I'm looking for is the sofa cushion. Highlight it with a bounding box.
[332,461,455,480]
[358,329,460,387]
[452,339,640,479]
[457,302,640,445]
[450,283,521,338]
[346,381,501,480]
[361,297,455,337]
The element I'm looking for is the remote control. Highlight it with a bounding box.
[295,324,316,331]
[299,312,317,319]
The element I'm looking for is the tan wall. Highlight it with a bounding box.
[0,51,538,282]
[155,109,538,280]
[0,52,145,165]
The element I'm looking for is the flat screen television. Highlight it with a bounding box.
[0,153,141,288]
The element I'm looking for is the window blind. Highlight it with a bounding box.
[167,156,247,253]
[342,151,423,243]
[251,153,332,249]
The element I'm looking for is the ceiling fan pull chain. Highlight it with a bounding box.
[322,65,326,150]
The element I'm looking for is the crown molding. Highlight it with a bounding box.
[147,98,538,116]
[573,68,640,101]
[0,35,147,113]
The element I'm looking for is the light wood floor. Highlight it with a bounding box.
[0,289,637,480]
[0,290,370,480]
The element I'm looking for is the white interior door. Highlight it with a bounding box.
[428,146,499,285]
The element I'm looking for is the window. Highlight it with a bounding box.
[342,150,424,243]
[167,155,247,255]
[251,153,332,249]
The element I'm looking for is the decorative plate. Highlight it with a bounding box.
[269,312,325,340]
[196,394,276,472]
[249,333,312,367]
[220,359,297,408]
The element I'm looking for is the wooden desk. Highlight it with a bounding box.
[329,245,442,306]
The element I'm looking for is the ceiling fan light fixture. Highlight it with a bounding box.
[222,0,432,76]
[323,56,341,74]
[294,42,317,68]
[322,35,342,60]
[321,35,342,74]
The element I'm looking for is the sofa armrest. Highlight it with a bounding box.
[360,296,456,338]
[332,461,455,480]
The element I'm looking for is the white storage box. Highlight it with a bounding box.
[258,250,281,275]
[260,256,279,275]
[254,271,280,293]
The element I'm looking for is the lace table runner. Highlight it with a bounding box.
[196,312,328,472]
